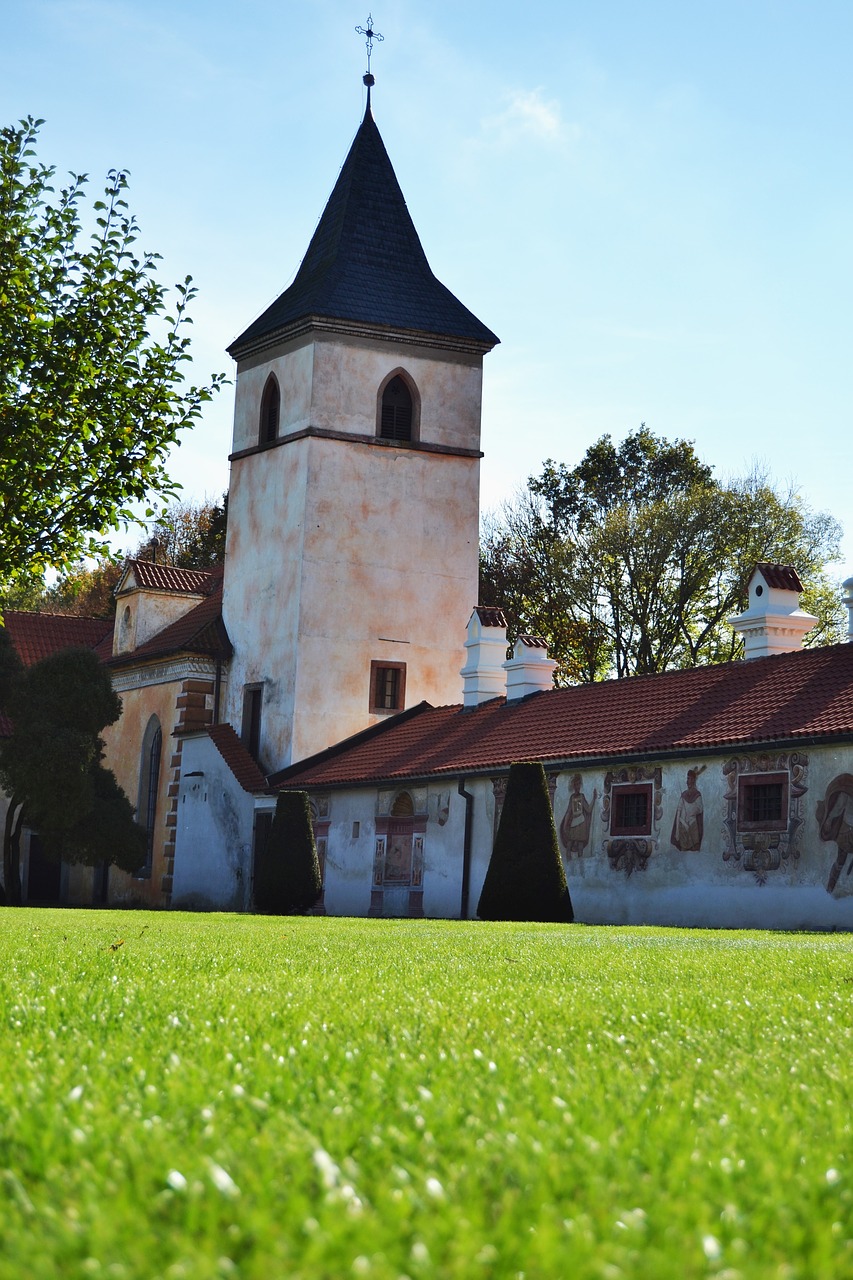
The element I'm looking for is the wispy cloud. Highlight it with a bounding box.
[482,88,572,146]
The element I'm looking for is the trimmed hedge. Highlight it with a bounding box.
[253,791,322,915]
[477,762,574,923]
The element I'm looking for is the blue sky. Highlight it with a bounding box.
[3,1,852,570]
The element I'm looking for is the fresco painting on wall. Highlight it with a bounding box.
[817,774,853,894]
[671,766,706,851]
[559,774,597,856]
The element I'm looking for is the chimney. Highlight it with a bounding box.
[461,607,508,707]
[503,635,557,701]
[728,563,817,659]
[842,577,853,642]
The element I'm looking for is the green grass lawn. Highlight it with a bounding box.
[1,911,852,1279]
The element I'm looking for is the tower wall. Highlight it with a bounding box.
[222,334,484,770]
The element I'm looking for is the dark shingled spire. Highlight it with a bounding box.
[229,106,499,356]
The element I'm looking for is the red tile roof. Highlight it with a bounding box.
[208,724,268,793]
[3,611,113,667]
[119,560,220,596]
[473,606,507,628]
[517,634,549,649]
[271,642,853,790]
[756,563,804,592]
[108,582,232,667]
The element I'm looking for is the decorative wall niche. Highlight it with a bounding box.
[722,753,808,884]
[602,766,663,877]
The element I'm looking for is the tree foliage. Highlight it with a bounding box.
[133,495,228,571]
[0,495,228,618]
[253,792,322,915]
[0,646,144,904]
[477,762,573,923]
[480,427,844,684]
[0,116,226,591]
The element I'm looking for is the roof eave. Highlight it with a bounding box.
[272,729,853,793]
[228,314,499,363]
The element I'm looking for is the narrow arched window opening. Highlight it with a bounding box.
[136,716,162,879]
[260,376,280,445]
[380,376,413,441]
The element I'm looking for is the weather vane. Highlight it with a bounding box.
[355,14,383,87]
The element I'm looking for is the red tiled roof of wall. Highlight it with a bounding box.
[3,612,113,667]
[272,641,853,789]
[473,606,507,628]
[755,563,804,592]
[208,724,268,793]
[108,582,232,666]
[120,560,220,596]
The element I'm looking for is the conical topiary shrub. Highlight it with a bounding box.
[477,762,574,922]
[253,791,322,914]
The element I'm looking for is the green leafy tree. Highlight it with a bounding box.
[481,427,844,683]
[0,495,228,619]
[0,116,226,592]
[254,792,322,915]
[0,646,144,904]
[477,762,573,923]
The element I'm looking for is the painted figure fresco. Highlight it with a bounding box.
[817,774,853,894]
[560,774,597,856]
[671,767,705,851]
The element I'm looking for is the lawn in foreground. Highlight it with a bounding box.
[1,911,852,1280]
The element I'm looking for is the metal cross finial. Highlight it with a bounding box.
[355,14,383,77]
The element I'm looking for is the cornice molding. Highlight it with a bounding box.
[110,655,224,692]
[229,315,495,362]
[230,424,483,465]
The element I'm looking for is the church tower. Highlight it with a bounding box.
[220,84,498,771]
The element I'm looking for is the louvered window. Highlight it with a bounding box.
[380,376,413,441]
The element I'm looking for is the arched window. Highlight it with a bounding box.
[379,375,414,441]
[259,375,280,445]
[136,716,162,879]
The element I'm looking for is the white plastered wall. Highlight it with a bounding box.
[222,330,484,772]
[171,733,256,911]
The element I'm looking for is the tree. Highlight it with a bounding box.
[253,792,322,915]
[133,495,228,570]
[0,494,228,619]
[480,427,844,684]
[478,762,573,922]
[0,116,226,592]
[479,757,571,921]
[0,646,144,905]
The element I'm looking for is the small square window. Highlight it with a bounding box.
[370,661,406,713]
[737,773,788,833]
[611,784,652,837]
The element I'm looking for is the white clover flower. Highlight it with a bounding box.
[702,1235,722,1261]
[313,1148,340,1189]
[207,1161,240,1198]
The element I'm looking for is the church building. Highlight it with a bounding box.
[3,78,853,929]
